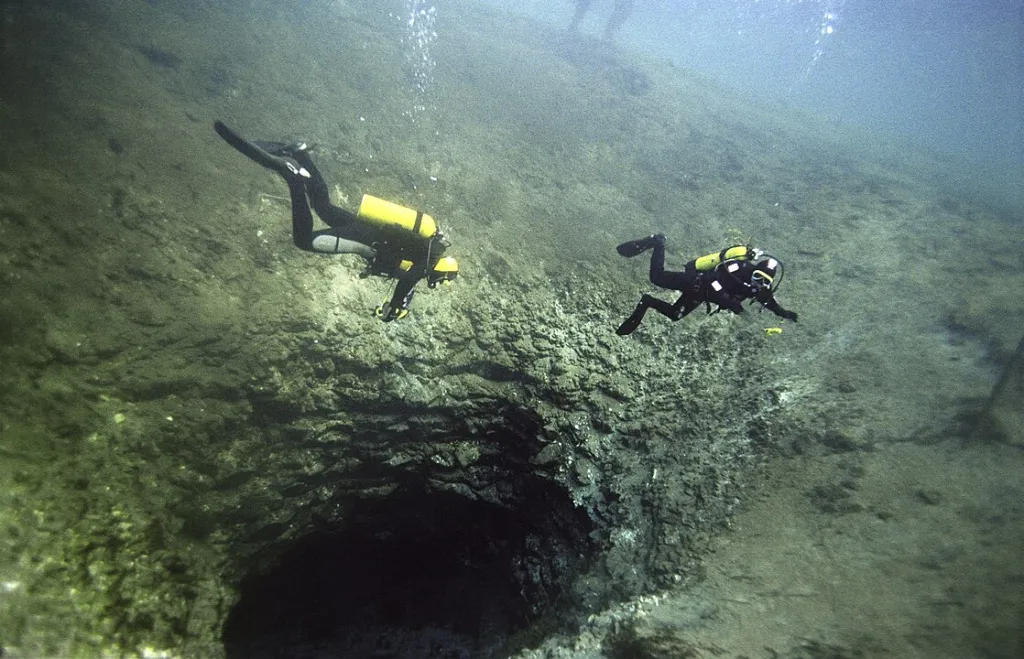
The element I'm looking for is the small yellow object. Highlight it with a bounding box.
[113,413,127,424]
[765,327,783,336]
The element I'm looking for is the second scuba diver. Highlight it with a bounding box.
[214,120,458,322]
[615,233,798,336]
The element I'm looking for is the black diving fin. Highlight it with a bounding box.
[214,120,307,178]
[616,302,647,335]
[616,234,660,258]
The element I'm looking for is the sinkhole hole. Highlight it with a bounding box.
[223,482,596,658]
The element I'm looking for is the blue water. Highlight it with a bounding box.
[479,0,1024,213]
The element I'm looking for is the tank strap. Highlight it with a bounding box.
[722,245,753,263]
[413,211,424,235]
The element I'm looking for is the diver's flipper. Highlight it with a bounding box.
[616,234,662,257]
[616,303,647,336]
[214,121,309,179]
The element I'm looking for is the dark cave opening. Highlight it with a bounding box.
[223,483,596,659]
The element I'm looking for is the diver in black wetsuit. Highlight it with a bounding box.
[615,234,798,336]
[214,121,458,322]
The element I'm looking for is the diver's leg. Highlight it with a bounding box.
[289,180,374,257]
[286,176,317,252]
[618,292,667,335]
[288,151,377,255]
[604,0,634,41]
[648,239,687,290]
[648,237,666,281]
[289,151,358,227]
[569,0,592,32]
[217,121,323,252]
[643,295,679,320]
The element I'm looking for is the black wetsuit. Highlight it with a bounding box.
[617,238,797,335]
[215,121,446,321]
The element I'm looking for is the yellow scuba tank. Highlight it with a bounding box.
[694,245,754,271]
[356,194,437,239]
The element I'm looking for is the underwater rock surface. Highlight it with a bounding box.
[0,2,781,655]
[0,1,1021,658]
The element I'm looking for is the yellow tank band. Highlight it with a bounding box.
[723,245,752,261]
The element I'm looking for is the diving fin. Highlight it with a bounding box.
[616,234,663,258]
[616,303,647,336]
[214,121,309,179]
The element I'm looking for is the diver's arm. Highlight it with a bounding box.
[379,273,420,322]
[762,295,798,322]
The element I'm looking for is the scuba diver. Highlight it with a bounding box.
[569,0,635,42]
[615,234,798,336]
[214,121,458,322]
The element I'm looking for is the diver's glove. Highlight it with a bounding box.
[375,294,413,322]
[375,303,408,322]
[781,310,798,322]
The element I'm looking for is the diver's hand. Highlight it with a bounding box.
[375,303,394,322]
[781,310,798,322]
[374,302,408,322]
